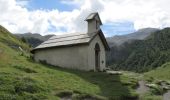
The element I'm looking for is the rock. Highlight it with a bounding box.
[19,46,23,51]
[166,81,170,85]
[146,84,164,95]
[162,86,169,91]
[106,70,122,75]
[146,83,158,88]
[155,80,164,85]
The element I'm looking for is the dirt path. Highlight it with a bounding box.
[163,90,170,100]
[136,80,170,100]
[136,80,149,95]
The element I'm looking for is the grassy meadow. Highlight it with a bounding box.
[0,25,138,100]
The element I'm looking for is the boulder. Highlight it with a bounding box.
[106,71,122,75]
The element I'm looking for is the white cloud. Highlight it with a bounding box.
[0,0,170,35]
[100,0,170,30]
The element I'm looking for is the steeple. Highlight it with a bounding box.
[85,12,102,34]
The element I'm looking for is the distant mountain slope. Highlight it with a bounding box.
[107,28,159,47]
[15,33,54,47]
[108,28,170,72]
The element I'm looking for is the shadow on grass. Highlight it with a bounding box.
[39,63,138,100]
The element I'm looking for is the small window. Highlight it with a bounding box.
[95,43,100,51]
[96,20,98,29]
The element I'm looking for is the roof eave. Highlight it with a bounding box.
[30,42,89,54]
[88,29,110,51]
[97,29,110,51]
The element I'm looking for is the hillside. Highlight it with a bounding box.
[107,28,159,47]
[15,33,54,47]
[145,62,170,80]
[0,25,138,100]
[108,28,170,72]
[0,26,29,50]
[106,28,159,65]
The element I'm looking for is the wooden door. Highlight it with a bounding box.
[95,43,100,71]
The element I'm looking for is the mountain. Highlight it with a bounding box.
[106,28,159,67]
[107,28,159,47]
[15,28,158,48]
[15,33,54,47]
[108,27,170,72]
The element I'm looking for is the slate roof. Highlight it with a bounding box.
[34,33,92,49]
[31,29,110,53]
[85,12,102,25]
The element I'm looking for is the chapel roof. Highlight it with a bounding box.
[31,29,110,53]
[34,32,91,49]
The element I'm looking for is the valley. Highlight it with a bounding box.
[0,25,170,100]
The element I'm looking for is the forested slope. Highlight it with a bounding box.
[108,28,170,72]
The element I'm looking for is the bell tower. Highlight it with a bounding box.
[85,12,102,34]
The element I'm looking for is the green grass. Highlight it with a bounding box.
[0,25,138,99]
[139,92,162,100]
[0,42,138,99]
[0,25,29,50]
[145,62,170,81]
[142,61,170,100]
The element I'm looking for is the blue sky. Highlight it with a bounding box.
[101,22,135,36]
[25,0,77,11]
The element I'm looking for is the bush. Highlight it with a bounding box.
[150,85,164,95]
[0,93,17,100]
[139,92,162,100]
[72,93,106,100]
[121,92,139,100]
[18,92,48,100]
[55,90,73,98]
[13,65,37,73]
[14,77,44,94]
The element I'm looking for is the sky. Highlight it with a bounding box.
[0,0,170,37]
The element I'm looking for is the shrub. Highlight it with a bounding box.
[139,92,162,100]
[0,93,17,100]
[18,92,48,100]
[150,85,164,95]
[14,77,44,94]
[13,65,37,73]
[55,90,73,98]
[72,93,106,100]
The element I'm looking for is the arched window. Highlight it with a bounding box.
[95,43,100,51]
